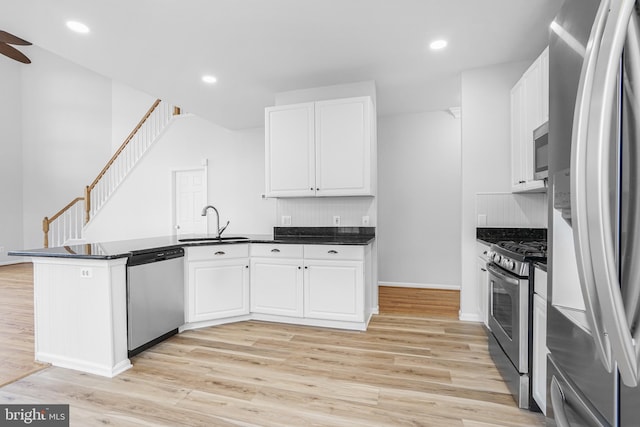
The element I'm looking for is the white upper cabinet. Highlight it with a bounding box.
[265,103,316,197]
[511,46,548,193]
[265,96,375,198]
[314,98,372,196]
[540,46,549,124]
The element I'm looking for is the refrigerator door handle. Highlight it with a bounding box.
[585,0,640,387]
[550,376,610,427]
[570,0,613,372]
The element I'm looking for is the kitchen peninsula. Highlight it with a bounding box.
[10,227,376,378]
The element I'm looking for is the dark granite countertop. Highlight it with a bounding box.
[9,227,376,260]
[476,227,547,245]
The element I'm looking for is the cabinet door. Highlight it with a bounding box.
[523,61,543,186]
[477,257,489,327]
[303,260,364,322]
[314,97,372,196]
[250,258,303,317]
[532,293,549,415]
[540,46,549,124]
[187,258,249,322]
[511,81,526,190]
[265,103,316,197]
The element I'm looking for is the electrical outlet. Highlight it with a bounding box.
[362,216,370,226]
[0,246,5,256]
[80,268,93,278]
[333,216,341,226]
[282,215,292,226]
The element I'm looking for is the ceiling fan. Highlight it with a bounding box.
[0,30,31,64]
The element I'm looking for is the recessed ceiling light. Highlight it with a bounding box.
[429,39,448,50]
[202,75,218,84]
[66,21,90,34]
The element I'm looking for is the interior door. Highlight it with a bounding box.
[173,168,207,236]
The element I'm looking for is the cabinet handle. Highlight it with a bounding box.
[327,250,338,254]
[214,251,225,256]
[304,266,308,269]
[519,180,526,184]
[310,187,314,191]
[481,268,487,272]
[298,266,301,269]
[270,248,281,253]
[246,265,249,268]
[316,188,319,191]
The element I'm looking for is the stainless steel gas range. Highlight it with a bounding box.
[486,240,546,410]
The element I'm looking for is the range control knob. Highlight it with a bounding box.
[507,260,515,270]
[494,255,501,263]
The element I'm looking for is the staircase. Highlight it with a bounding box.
[42,100,182,248]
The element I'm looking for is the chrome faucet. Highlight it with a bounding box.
[201,205,229,238]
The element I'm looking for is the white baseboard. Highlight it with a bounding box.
[36,352,132,378]
[379,281,460,291]
[458,312,482,323]
[0,257,28,266]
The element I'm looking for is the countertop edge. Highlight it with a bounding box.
[9,236,376,260]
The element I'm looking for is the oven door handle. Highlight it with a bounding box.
[487,264,520,286]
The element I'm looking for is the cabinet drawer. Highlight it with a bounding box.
[304,245,364,261]
[187,244,249,261]
[251,244,303,258]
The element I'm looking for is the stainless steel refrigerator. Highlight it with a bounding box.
[548,0,640,425]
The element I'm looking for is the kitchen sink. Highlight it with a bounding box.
[178,236,249,242]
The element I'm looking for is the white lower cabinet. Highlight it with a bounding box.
[476,257,489,327]
[304,260,364,322]
[186,245,250,323]
[532,291,549,415]
[476,242,490,327]
[250,258,303,317]
[250,243,368,328]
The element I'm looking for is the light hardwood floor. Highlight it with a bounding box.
[0,264,544,426]
[0,263,48,387]
[379,286,460,318]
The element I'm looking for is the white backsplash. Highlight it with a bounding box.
[276,197,376,227]
[476,192,547,228]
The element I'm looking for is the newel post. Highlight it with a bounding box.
[84,186,91,224]
[42,217,49,248]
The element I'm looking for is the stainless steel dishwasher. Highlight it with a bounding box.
[127,247,184,357]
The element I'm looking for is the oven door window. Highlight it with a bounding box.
[492,279,514,339]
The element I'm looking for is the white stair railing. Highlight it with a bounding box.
[43,100,181,247]
[42,197,85,248]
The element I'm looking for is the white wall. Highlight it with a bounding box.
[460,61,529,321]
[111,82,156,153]
[83,115,275,242]
[0,57,24,264]
[476,192,547,228]
[377,111,461,289]
[275,81,377,108]
[21,47,112,249]
[276,197,376,226]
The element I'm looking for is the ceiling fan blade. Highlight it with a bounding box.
[0,43,31,64]
[0,30,31,46]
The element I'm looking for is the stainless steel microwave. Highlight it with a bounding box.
[533,122,549,180]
